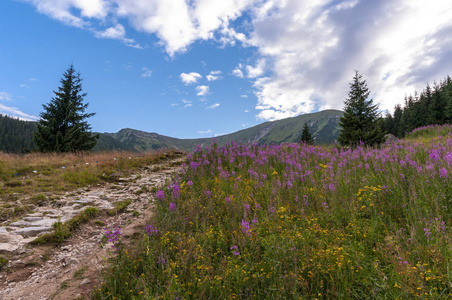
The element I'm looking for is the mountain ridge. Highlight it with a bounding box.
[0,110,343,153]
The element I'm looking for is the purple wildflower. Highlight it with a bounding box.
[156,190,165,201]
[172,183,180,199]
[169,202,177,211]
[241,219,250,234]
[104,226,122,251]
[146,225,158,236]
[439,167,448,178]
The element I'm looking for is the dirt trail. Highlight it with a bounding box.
[0,158,182,300]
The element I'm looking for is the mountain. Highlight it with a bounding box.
[98,109,343,152]
[0,110,343,153]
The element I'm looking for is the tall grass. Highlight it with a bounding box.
[0,150,182,198]
[94,126,452,299]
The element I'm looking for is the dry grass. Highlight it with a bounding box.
[0,149,183,207]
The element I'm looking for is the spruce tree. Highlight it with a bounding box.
[33,65,98,152]
[300,122,314,145]
[338,71,385,147]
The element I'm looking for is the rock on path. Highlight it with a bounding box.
[0,159,181,300]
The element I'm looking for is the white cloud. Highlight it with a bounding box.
[196,85,210,96]
[0,92,13,102]
[170,103,178,107]
[198,129,212,136]
[0,92,38,121]
[246,59,265,78]
[247,0,452,119]
[232,63,244,78]
[23,0,258,55]
[180,72,202,85]
[182,99,192,108]
[240,94,248,98]
[206,70,222,81]
[141,67,152,78]
[207,103,220,109]
[244,109,249,112]
[94,24,142,48]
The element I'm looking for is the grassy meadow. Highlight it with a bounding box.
[0,150,181,222]
[93,124,452,299]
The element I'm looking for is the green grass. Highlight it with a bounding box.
[93,125,452,299]
[32,207,100,245]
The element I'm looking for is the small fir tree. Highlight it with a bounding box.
[338,71,385,147]
[33,65,98,152]
[300,122,314,145]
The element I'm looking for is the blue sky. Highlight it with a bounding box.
[1,0,451,138]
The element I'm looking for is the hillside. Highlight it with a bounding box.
[103,110,343,152]
[0,110,342,153]
[0,115,37,153]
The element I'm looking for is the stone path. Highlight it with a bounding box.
[0,158,181,300]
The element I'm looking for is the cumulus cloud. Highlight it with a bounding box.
[94,24,142,48]
[23,0,257,55]
[206,70,222,81]
[0,92,38,121]
[240,94,248,98]
[248,0,452,120]
[246,59,265,78]
[232,63,244,78]
[23,0,452,120]
[196,85,210,96]
[180,72,202,85]
[207,103,220,109]
[141,67,152,78]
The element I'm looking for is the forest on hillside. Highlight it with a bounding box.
[382,76,452,137]
[0,115,36,153]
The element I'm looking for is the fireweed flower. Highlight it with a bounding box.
[230,245,240,255]
[244,204,250,211]
[169,202,177,211]
[225,197,231,204]
[104,226,122,251]
[242,219,250,234]
[187,180,193,187]
[424,228,432,241]
[156,190,165,201]
[439,167,448,178]
[255,203,261,210]
[172,183,180,199]
[146,225,158,236]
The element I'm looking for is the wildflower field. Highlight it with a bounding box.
[95,125,452,299]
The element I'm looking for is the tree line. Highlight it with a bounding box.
[0,114,36,153]
[382,76,452,137]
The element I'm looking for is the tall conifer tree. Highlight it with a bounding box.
[33,65,98,152]
[300,122,314,145]
[338,71,385,147]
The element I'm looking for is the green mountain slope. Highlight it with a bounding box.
[103,110,343,152]
[0,110,343,153]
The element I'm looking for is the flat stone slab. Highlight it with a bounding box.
[73,198,95,204]
[9,220,31,227]
[15,227,53,237]
[23,217,43,222]
[0,233,23,243]
[27,213,43,217]
[31,219,58,227]
[0,242,20,253]
[0,227,8,234]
